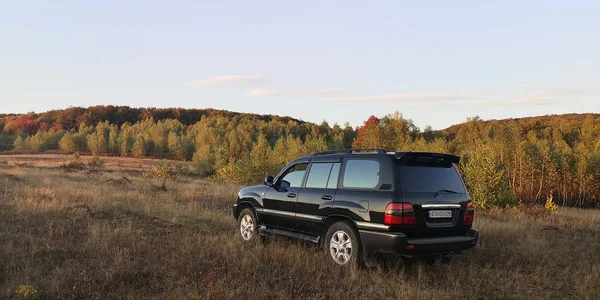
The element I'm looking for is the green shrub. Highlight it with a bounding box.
[214,156,257,184]
[545,193,558,214]
[192,144,215,176]
[143,159,175,191]
[87,155,105,172]
[59,133,87,153]
[60,152,86,171]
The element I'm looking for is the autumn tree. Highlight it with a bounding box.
[461,143,517,208]
[13,136,27,151]
[192,144,215,176]
[251,134,272,177]
[59,133,86,153]
[131,135,147,158]
[353,115,381,148]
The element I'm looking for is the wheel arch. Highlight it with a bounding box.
[321,214,365,264]
[320,214,360,240]
[235,200,258,221]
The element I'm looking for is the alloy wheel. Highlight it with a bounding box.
[240,214,255,241]
[329,230,353,265]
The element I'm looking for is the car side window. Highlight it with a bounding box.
[327,163,340,188]
[342,159,380,189]
[279,163,308,188]
[306,163,339,188]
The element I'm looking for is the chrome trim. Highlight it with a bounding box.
[358,230,404,238]
[421,204,461,209]
[355,221,390,231]
[296,213,323,221]
[261,208,295,217]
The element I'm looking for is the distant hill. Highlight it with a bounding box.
[441,113,600,138]
[0,106,306,132]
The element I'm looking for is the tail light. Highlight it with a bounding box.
[464,203,475,224]
[384,203,416,225]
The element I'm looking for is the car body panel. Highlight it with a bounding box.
[236,185,268,208]
[295,186,335,235]
[262,185,302,230]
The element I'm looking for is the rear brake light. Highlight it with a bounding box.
[464,203,475,224]
[384,203,416,225]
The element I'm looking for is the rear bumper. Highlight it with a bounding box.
[359,228,479,257]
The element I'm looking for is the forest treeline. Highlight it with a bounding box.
[1,106,599,208]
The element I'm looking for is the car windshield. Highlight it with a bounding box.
[399,165,466,193]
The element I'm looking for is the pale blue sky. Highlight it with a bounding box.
[1,1,599,129]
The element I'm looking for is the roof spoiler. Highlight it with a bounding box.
[395,152,460,165]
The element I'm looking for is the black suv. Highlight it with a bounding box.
[232,149,478,265]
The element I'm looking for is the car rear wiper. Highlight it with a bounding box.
[433,189,459,197]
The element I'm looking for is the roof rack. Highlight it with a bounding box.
[311,148,387,156]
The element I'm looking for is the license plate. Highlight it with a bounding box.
[428,210,452,218]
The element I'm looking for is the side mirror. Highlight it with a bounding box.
[264,176,274,186]
[280,180,291,189]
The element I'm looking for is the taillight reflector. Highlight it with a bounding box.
[464,203,475,224]
[384,203,416,225]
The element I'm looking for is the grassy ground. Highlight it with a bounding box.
[1,155,599,299]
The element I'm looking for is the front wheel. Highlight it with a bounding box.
[238,208,258,242]
[324,221,362,266]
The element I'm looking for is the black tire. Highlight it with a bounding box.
[324,221,362,266]
[237,208,259,242]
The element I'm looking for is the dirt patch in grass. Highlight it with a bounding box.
[102,176,132,186]
[0,173,25,182]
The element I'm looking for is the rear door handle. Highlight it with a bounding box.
[287,193,297,198]
[321,195,333,201]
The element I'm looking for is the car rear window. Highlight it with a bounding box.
[399,165,466,193]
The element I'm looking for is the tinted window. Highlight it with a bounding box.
[280,163,307,188]
[342,160,380,189]
[327,163,341,188]
[306,163,333,188]
[399,166,466,193]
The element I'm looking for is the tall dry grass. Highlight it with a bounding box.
[1,155,599,299]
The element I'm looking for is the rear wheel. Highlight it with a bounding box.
[324,221,362,266]
[238,208,258,242]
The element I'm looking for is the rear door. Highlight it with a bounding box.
[397,153,471,237]
[295,160,341,236]
[331,157,396,224]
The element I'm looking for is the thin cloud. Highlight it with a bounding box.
[314,83,595,105]
[405,97,557,107]
[317,92,465,103]
[516,84,600,97]
[248,88,356,97]
[187,75,265,87]
[500,96,556,105]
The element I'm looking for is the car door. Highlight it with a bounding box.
[295,159,341,236]
[332,157,395,224]
[262,163,308,230]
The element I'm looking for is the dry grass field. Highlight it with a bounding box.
[1,154,599,299]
